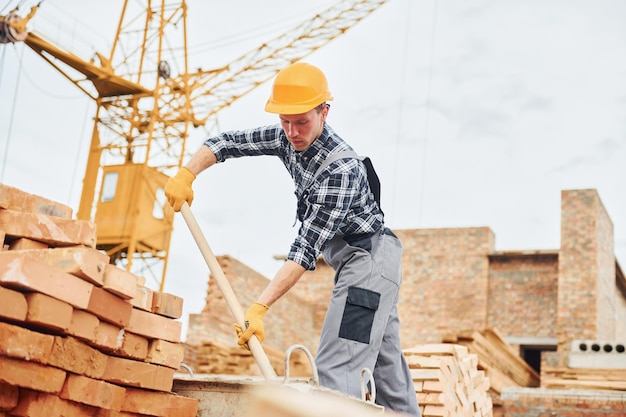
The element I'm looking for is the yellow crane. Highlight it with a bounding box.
[0,0,389,290]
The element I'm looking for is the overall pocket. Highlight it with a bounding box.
[339,286,381,344]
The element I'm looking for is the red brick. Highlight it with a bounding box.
[102,356,175,392]
[0,184,73,218]
[146,339,186,369]
[10,389,98,417]
[68,309,100,342]
[103,264,137,300]
[0,383,18,411]
[152,291,183,319]
[8,238,48,250]
[0,253,93,309]
[126,308,182,343]
[121,388,199,417]
[25,292,73,332]
[13,246,108,286]
[94,321,124,351]
[117,331,149,360]
[98,329,149,361]
[95,410,140,417]
[0,355,65,393]
[0,321,54,363]
[88,286,132,327]
[60,373,126,410]
[130,285,153,311]
[0,285,27,321]
[48,336,108,379]
[0,209,95,247]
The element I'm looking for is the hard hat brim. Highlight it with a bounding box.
[265,95,333,115]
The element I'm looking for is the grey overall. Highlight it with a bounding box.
[315,228,420,416]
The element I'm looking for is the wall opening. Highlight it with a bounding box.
[520,344,556,374]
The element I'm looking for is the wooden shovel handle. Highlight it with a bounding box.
[180,202,277,380]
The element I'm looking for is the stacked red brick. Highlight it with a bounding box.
[404,344,493,417]
[0,184,198,417]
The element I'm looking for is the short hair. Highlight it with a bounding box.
[315,102,330,112]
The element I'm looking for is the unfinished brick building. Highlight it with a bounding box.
[186,188,626,416]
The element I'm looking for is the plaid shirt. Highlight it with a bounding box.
[204,123,384,270]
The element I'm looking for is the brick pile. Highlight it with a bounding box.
[404,344,493,417]
[0,184,198,417]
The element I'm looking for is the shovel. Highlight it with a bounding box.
[180,201,278,380]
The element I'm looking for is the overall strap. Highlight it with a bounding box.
[311,150,359,181]
[310,150,381,210]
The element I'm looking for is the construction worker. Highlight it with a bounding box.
[164,62,420,416]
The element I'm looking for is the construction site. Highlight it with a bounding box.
[1,1,625,417]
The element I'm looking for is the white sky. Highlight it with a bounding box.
[1,0,625,339]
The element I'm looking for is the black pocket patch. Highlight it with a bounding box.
[338,287,381,344]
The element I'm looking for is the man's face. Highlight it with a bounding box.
[279,105,329,151]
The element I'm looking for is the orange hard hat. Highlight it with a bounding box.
[265,62,333,114]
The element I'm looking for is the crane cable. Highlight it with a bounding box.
[390,0,411,222]
[0,44,25,182]
[390,0,438,225]
[418,0,439,225]
[1,0,30,181]
[0,37,5,88]
[0,0,24,15]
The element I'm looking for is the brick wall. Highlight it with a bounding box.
[617,265,626,340]
[594,191,618,341]
[501,387,626,416]
[185,189,626,375]
[557,189,617,366]
[487,252,558,338]
[394,227,494,345]
[185,255,319,353]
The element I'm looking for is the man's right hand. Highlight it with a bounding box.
[164,167,196,211]
[235,302,269,350]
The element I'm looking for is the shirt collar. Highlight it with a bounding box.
[298,124,330,161]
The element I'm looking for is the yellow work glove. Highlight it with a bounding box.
[234,302,269,350]
[164,167,196,212]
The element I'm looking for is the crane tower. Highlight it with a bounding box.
[0,0,390,290]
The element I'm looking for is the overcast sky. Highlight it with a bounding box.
[1,0,625,339]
